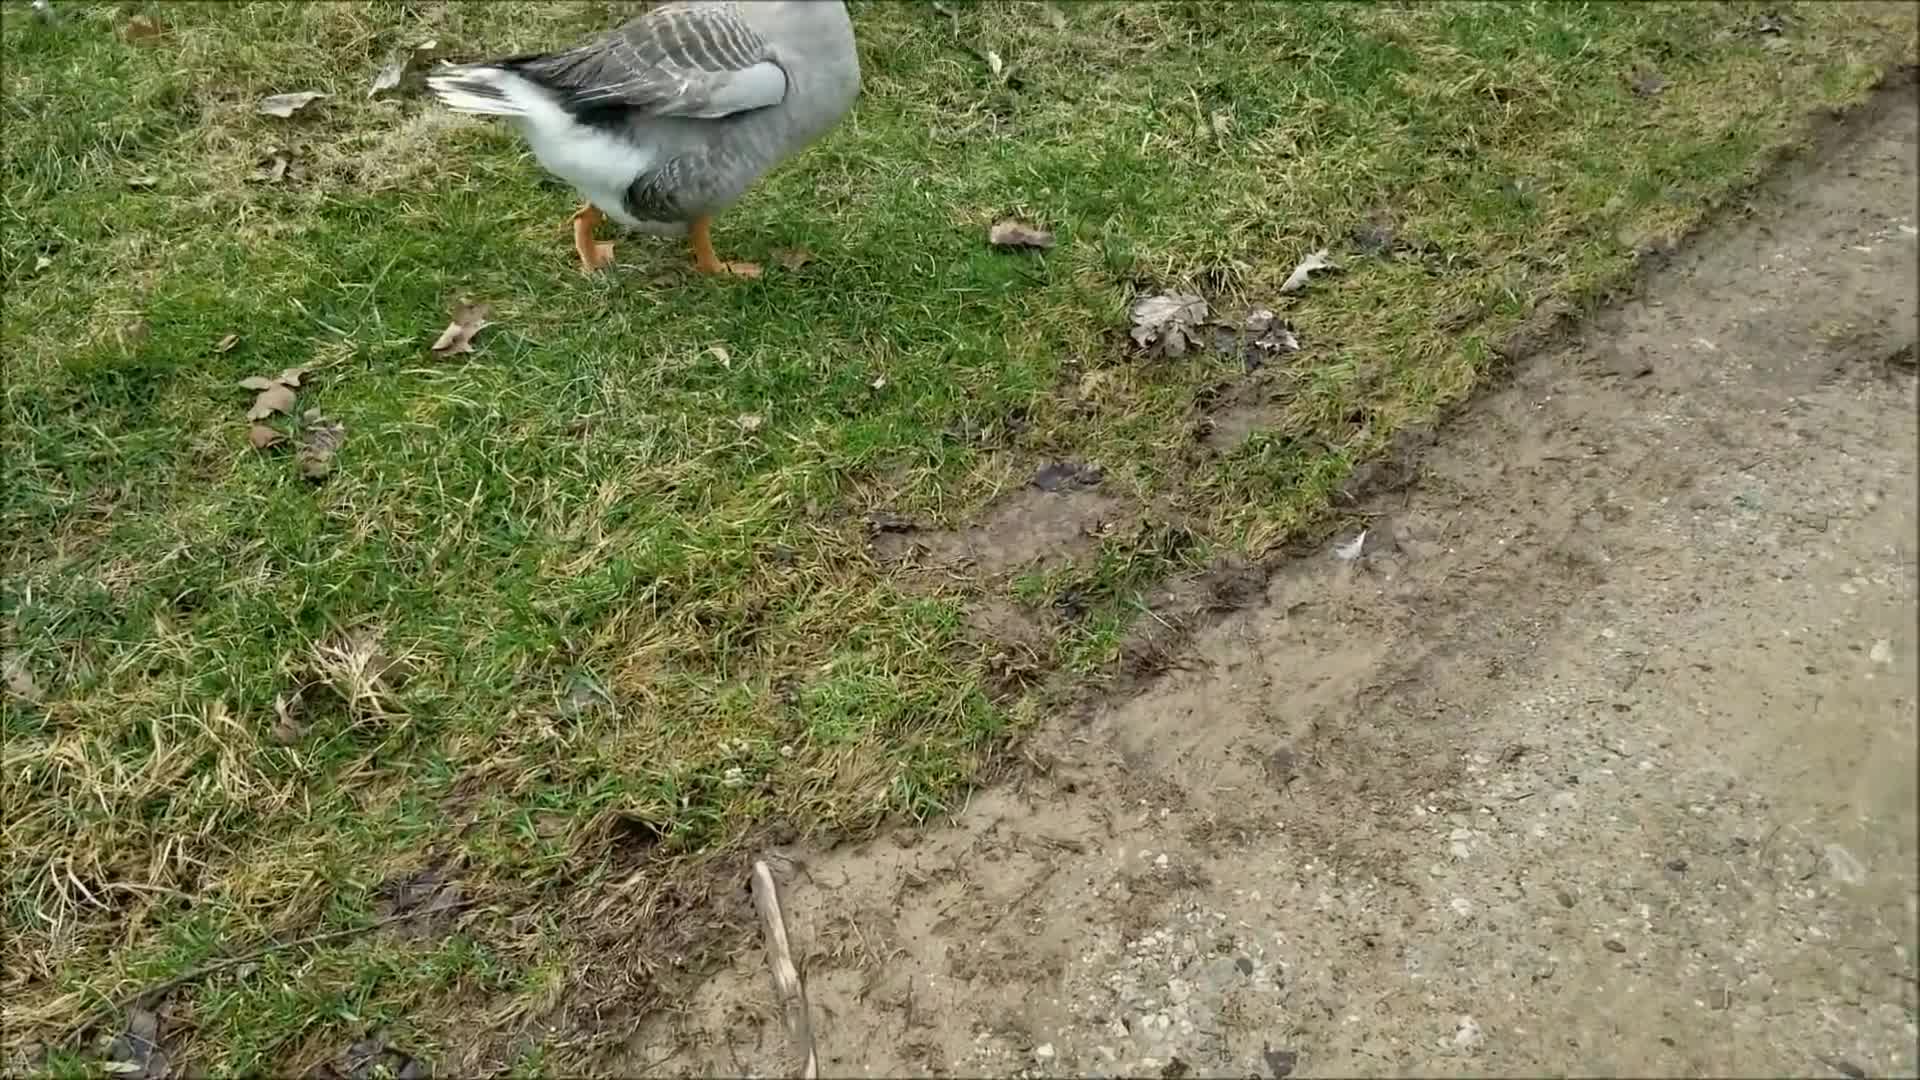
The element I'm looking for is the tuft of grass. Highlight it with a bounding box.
[3,0,1914,1074]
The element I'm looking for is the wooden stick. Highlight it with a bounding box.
[749,859,818,1079]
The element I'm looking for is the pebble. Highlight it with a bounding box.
[1033,1044,1055,1061]
[1868,639,1893,665]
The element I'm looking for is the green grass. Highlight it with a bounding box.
[2,0,1913,1073]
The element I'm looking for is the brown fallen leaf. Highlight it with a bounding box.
[248,423,286,450]
[247,384,296,421]
[3,653,41,703]
[1128,292,1209,357]
[256,91,329,119]
[774,248,813,271]
[120,14,164,43]
[988,219,1054,250]
[238,375,277,391]
[278,367,308,388]
[736,413,765,433]
[126,175,159,191]
[215,333,240,353]
[249,150,291,184]
[430,302,491,354]
[269,691,307,743]
[296,410,347,480]
[369,39,440,99]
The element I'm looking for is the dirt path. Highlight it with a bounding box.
[624,82,1919,1079]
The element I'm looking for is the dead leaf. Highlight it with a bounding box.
[1209,110,1233,142]
[249,151,291,185]
[269,692,306,743]
[106,1004,167,1080]
[988,219,1054,250]
[238,367,303,392]
[736,413,765,434]
[1278,248,1336,294]
[119,14,163,43]
[296,411,347,480]
[429,302,491,354]
[126,175,159,190]
[774,248,813,271]
[116,319,151,351]
[369,40,438,99]
[215,333,240,353]
[870,374,889,391]
[3,654,41,703]
[256,91,328,119]
[33,254,53,274]
[369,56,408,98]
[1128,293,1209,357]
[985,48,1005,78]
[1078,369,1114,398]
[247,384,296,421]
[248,424,285,451]
[1629,68,1668,96]
[1032,461,1102,492]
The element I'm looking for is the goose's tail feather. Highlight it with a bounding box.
[426,64,536,117]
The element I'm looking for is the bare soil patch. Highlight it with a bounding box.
[621,74,1920,1079]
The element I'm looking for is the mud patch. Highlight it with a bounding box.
[307,1030,428,1080]
[873,485,1137,577]
[372,861,465,942]
[614,72,1920,1080]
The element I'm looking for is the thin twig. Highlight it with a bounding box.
[750,859,818,1079]
[64,900,471,1046]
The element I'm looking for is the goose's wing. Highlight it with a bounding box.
[513,2,789,121]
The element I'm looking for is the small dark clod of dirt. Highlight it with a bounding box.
[1349,217,1397,256]
[374,863,464,940]
[1200,560,1266,612]
[1603,938,1627,953]
[1262,1045,1299,1078]
[1235,955,1254,975]
[865,510,916,534]
[1667,858,1689,872]
[106,1005,169,1080]
[1557,889,1576,908]
[1263,747,1299,788]
[1032,461,1104,492]
[309,1031,427,1080]
[1161,1055,1191,1078]
[1817,1056,1867,1079]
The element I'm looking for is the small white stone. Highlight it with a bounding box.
[1453,1015,1484,1048]
[1451,897,1475,917]
[1869,639,1893,665]
[1033,1044,1055,1061]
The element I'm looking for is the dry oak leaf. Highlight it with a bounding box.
[256,91,329,119]
[988,219,1055,250]
[430,303,491,354]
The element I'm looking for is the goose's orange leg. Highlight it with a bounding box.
[572,203,615,273]
[688,216,761,278]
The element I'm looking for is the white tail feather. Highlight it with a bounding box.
[425,65,531,117]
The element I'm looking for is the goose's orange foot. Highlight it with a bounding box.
[571,203,615,274]
[688,215,761,278]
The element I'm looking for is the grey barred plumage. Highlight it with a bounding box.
[425,1,859,276]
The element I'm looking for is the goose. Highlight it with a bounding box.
[427,0,859,277]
